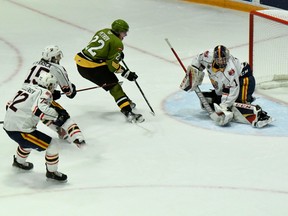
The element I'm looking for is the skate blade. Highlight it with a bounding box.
[46,178,68,183]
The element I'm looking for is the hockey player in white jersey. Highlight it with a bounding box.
[3,73,82,182]
[180,45,272,127]
[23,45,85,145]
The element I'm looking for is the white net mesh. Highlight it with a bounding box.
[251,10,288,89]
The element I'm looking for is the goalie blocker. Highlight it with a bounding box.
[180,65,204,92]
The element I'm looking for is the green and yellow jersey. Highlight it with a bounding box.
[75,28,123,72]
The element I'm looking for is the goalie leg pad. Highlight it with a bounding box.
[231,106,250,124]
[233,103,273,128]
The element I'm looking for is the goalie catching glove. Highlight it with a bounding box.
[213,103,234,126]
[180,65,204,92]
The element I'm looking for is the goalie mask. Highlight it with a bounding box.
[42,45,63,64]
[213,45,230,69]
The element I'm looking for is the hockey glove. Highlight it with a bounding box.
[121,69,138,81]
[54,109,70,127]
[67,83,77,99]
[52,90,61,100]
[52,105,70,118]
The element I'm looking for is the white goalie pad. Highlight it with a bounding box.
[180,65,204,92]
[232,102,273,128]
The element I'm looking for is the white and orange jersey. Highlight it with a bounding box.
[191,49,242,107]
[4,84,58,133]
[23,59,74,97]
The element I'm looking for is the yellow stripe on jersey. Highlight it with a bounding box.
[51,101,63,109]
[74,54,106,68]
[111,61,121,71]
[21,133,49,150]
[241,77,249,103]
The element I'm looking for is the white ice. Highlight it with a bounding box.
[0,0,288,215]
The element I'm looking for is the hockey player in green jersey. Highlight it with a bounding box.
[74,19,144,123]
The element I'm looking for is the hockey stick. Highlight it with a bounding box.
[61,81,123,95]
[122,60,155,116]
[164,38,219,121]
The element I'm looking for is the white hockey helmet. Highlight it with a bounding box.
[42,45,63,64]
[37,73,58,92]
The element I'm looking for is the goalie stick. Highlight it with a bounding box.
[164,38,219,122]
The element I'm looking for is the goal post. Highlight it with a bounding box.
[249,10,288,89]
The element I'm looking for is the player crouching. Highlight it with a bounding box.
[3,73,85,182]
[180,45,273,128]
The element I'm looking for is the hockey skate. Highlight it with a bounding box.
[121,110,145,123]
[130,101,136,109]
[46,166,67,182]
[125,95,136,109]
[12,155,33,170]
[73,138,86,148]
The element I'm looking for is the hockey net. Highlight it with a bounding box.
[249,10,288,89]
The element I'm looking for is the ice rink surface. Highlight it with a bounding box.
[1,0,288,215]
